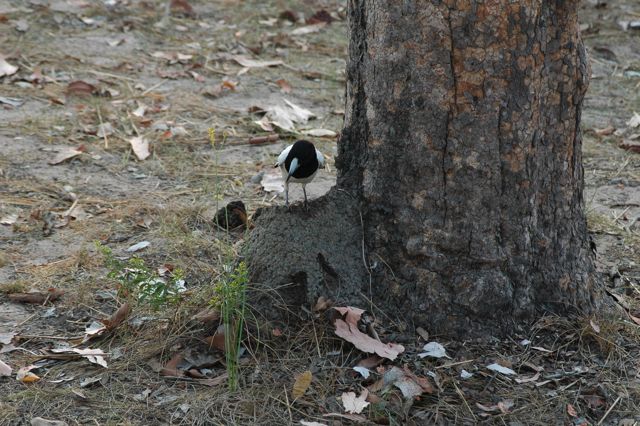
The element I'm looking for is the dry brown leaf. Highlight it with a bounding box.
[232,55,283,68]
[0,55,18,77]
[160,352,184,377]
[594,125,615,136]
[306,10,333,25]
[333,307,404,360]
[101,303,131,330]
[170,0,194,16]
[129,136,150,160]
[291,23,327,35]
[48,145,86,165]
[0,359,12,377]
[313,296,333,312]
[567,403,578,417]
[16,365,40,383]
[8,288,65,304]
[275,78,292,93]
[192,307,220,323]
[66,80,97,97]
[619,140,640,153]
[292,370,312,399]
[356,355,384,369]
[322,413,367,423]
[204,325,226,351]
[341,389,369,414]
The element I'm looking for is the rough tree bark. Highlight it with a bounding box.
[247,0,606,336]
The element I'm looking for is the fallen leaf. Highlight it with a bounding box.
[261,170,284,193]
[17,365,40,383]
[97,123,114,138]
[291,23,327,35]
[353,366,370,379]
[132,103,147,117]
[192,307,220,323]
[0,55,18,77]
[515,372,540,384]
[582,394,605,409]
[0,359,11,376]
[129,136,150,160]
[531,346,553,353]
[313,296,333,312]
[257,99,316,132]
[50,348,108,368]
[8,288,65,304]
[627,112,640,128]
[204,324,226,351]
[66,81,97,97]
[333,307,404,360]
[486,363,516,376]
[322,413,367,423]
[567,403,578,417]
[594,125,615,136]
[393,376,423,399]
[302,128,336,138]
[126,241,150,252]
[619,140,640,153]
[0,213,18,225]
[341,389,369,414]
[476,399,514,414]
[232,55,283,68]
[418,341,450,359]
[30,418,68,426]
[160,352,184,377]
[590,319,600,333]
[306,10,333,25]
[299,421,327,426]
[276,78,292,93]
[0,333,15,345]
[101,303,131,330]
[356,355,383,369]
[0,96,24,107]
[170,0,194,16]
[292,370,312,399]
[460,370,473,379]
[48,145,86,165]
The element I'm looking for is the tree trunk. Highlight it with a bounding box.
[247,0,606,336]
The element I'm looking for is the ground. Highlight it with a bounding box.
[0,0,640,425]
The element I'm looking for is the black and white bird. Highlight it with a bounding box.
[275,140,325,207]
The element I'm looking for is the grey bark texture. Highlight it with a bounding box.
[247,0,605,337]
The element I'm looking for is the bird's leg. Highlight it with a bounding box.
[285,182,289,208]
[303,185,308,210]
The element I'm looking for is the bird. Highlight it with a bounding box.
[274,140,325,208]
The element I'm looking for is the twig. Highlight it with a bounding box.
[141,80,166,96]
[16,313,37,327]
[283,384,293,424]
[96,106,109,149]
[19,334,85,340]
[88,70,137,81]
[435,359,474,369]
[453,380,477,422]
[597,396,621,425]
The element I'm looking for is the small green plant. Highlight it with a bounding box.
[210,261,249,391]
[96,241,185,309]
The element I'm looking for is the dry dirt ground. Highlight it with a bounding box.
[1,0,640,425]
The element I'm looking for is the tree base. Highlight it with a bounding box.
[247,189,611,338]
